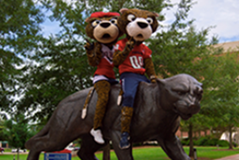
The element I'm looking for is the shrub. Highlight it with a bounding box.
[180,136,234,147]
[180,138,190,146]
[217,140,229,147]
[194,137,208,146]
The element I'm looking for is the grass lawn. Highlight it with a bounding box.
[186,146,239,159]
[0,154,44,160]
[1,146,239,160]
[95,146,239,160]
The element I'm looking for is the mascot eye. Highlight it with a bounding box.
[110,18,117,24]
[91,20,100,27]
[146,17,153,24]
[127,14,136,22]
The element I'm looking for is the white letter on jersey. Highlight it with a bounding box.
[129,56,143,69]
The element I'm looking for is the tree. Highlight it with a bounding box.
[200,51,239,149]
[3,114,34,148]
[0,118,5,141]
[0,0,44,115]
[17,0,95,121]
[3,114,36,160]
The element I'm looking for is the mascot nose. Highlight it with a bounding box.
[137,22,148,29]
[100,22,111,28]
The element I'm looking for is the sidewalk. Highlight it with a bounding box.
[215,154,239,160]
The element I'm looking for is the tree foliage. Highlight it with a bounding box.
[200,52,239,149]
[18,0,95,121]
[3,114,35,149]
[0,0,44,115]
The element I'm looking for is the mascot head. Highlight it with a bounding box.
[85,12,121,44]
[118,8,159,42]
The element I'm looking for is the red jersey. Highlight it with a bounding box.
[114,38,152,75]
[94,44,115,79]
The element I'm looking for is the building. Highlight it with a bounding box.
[213,40,239,52]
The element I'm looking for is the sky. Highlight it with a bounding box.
[165,0,239,43]
[41,0,239,44]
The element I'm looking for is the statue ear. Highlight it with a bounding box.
[156,78,165,86]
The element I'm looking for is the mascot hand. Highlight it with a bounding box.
[84,39,94,51]
[85,41,101,58]
[124,38,135,53]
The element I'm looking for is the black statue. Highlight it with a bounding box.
[25,73,203,160]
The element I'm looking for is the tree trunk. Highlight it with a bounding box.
[17,148,20,160]
[189,123,194,157]
[103,143,110,160]
[229,126,233,149]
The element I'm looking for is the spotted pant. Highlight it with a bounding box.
[93,80,111,130]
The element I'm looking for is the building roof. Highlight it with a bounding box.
[214,40,239,52]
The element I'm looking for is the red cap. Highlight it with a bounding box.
[90,12,120,18]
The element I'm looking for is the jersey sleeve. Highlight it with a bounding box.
[114,40,125,52]
[143,45,152,59]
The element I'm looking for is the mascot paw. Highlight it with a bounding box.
[84,40,94,51]
[126,38,135,51]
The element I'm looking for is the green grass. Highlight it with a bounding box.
[1,146,239,160]
[95,146,239,160]
[0,154,44,160]
[186,146,239,159]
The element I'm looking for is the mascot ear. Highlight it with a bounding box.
[85,17,91,23]
[153,12,159,17]
[120,8,129,14]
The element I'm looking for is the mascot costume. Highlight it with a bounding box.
[113,8,159,149]
[84,11,121,144]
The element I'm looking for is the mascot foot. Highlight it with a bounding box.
[119,132,130,149]
[90,128,105,144]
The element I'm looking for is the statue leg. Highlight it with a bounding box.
[26,126,79,160]
[78,134,108,160]
[26,135,63,160]
[26,126,51,160]
[110,131,134,160]
[27,150,41,160]
[157,135,191,160]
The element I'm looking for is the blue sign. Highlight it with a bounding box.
[44,153,71,160]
